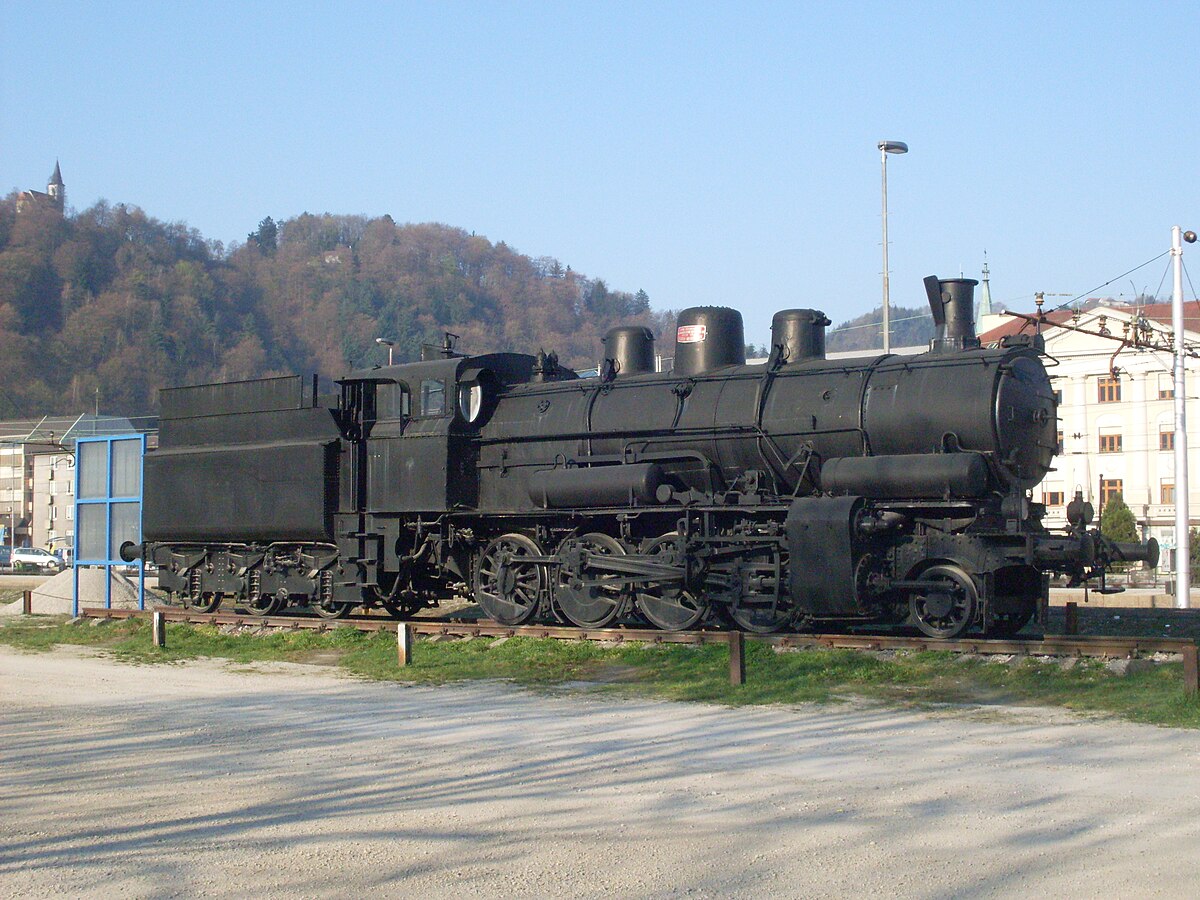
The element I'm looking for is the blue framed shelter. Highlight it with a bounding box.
[73,434,146,616]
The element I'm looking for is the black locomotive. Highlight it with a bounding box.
[133,275,1156,639]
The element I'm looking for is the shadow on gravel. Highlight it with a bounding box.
[3,675,1195,894]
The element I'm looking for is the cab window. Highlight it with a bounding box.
[420,379,446,417]
[378,383,411,419]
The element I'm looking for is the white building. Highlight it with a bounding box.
[1,414,146,556]
[980,302,1200,573]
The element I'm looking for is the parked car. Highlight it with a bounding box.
[0,547,10,569]
[11,547,66,573]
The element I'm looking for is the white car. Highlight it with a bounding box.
[11,547,66,573]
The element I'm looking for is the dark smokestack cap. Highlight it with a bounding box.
[925,276,981,353]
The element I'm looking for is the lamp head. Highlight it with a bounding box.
[878,140,908,154]
[375,337,394,346]
[1185,230,1197,244]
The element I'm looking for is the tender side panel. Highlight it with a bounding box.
[144,440,340,542]
[159,374,308,419]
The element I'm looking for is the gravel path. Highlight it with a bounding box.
[2,647,1199,898]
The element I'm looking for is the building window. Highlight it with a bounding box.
[1097,376,1121,403]
[1100,478,1124,507]
[50,507,57,521]
[1162,482,1175,504]
[1159,376,1175,400]
[1044,490,1064,506]
[66,506,73,520]
[1053,389,1063,406]
[1161,428,1176,451]
[1056,431,1064,454]
[1098,433,1122,453]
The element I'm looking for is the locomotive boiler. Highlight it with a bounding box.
[134,275,1157,639]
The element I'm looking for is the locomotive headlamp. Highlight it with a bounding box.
[1066,490,1094,528]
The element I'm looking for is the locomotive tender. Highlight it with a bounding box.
[136,275,1156,639]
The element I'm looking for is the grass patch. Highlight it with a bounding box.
[3,617,1199,728]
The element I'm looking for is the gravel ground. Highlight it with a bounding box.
[2,647,1200,898]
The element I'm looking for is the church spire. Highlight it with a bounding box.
[976,252,993,327]
[46,160,64,211]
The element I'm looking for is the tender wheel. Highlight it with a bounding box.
[313,600,353,619]
[909,564,978,640]
[635,534,709,631]
[474,533,546,626]
[554,533,629,628]
[244,594,282,617]
[988,599,1037,637]
[186,591,222,614]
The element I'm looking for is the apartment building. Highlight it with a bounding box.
[0,415,143,554]
[980,302,1200,573]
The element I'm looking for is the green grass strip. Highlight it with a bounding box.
[3,616,1199,728]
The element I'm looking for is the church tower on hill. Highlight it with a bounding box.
[15,161,66,216]
[47,161,65,210]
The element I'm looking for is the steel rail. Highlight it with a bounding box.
[79,607,1196,658]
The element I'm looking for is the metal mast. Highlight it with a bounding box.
[1172,225,1193,607]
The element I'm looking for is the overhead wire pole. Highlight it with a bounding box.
[1171,226,1197,607]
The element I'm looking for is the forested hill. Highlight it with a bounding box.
[0,200,669,416]
[825,305,935,352]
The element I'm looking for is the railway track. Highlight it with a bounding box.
[80,605,1199,660]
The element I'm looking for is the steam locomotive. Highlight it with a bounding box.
[132,275,1157,639]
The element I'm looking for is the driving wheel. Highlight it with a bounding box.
[553,533,629,628]
[635,534,709,631]
[909,564,978,640]
[474,533,546,626]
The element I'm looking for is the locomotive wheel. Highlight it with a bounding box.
[635,534,709,632]
[988,599,1036,637]
[475,533,546,626]
[909,564,978,640]
[721,554,792,634]
[366,579,424,619]
[244,593,282,616]
[313,600,353,619]
[186,591,223,614]
[381,599,424,619]
[553,533,629,628]
[727,599,791,634]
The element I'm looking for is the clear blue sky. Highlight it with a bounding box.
[4,1,1198,344]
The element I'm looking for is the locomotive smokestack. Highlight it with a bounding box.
[924,275,981,353]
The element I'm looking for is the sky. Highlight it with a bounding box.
[3,1,1199,345]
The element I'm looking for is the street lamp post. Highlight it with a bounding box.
[1172,226,1198,607]
[878,140,908,354]
[376,338,395,366]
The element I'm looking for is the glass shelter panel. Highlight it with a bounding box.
[110,502,141,560]
[77,504,106,561]
[112,439,142,497]
[78,442,107,498]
